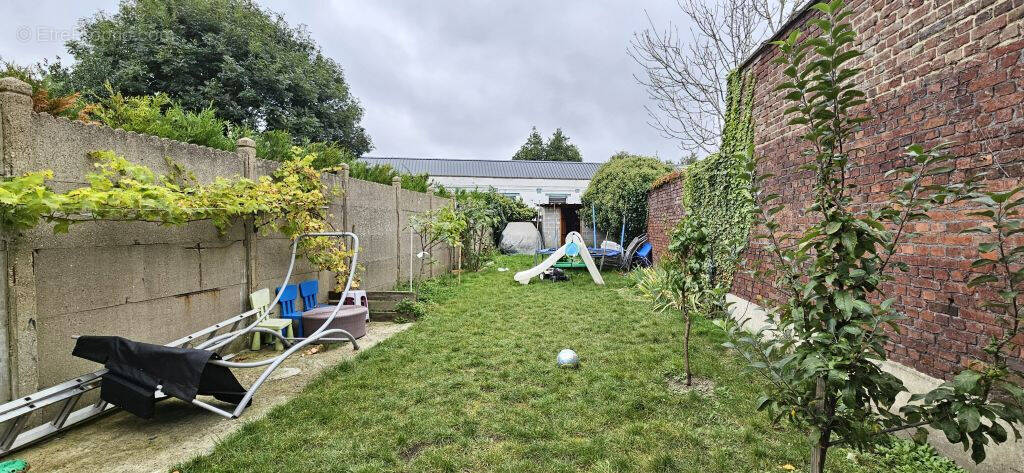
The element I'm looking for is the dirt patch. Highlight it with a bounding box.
[666,375,715,397]
[399,442,429,461]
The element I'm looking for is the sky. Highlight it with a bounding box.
[0,1,688,163]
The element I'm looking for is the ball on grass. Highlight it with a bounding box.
[556,349,579,368]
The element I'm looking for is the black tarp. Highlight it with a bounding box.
[73,336,248,418]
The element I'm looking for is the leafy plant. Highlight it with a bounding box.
[434,187,537,247]
[400,173,432,193]
[717,2,1023,471]
[455,196,499,271]
[254,129,296,162]
[92,86,237,151]
[393,299,427,323]
[634,217,715,386]
[1,61,96,122]
[409,204,467,278]
[581,152,673,242]
[844,438,965,473]
[0,148,356,290]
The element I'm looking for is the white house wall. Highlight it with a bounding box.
[430,176,591,207]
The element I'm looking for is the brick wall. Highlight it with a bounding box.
[646,174,686,264]
[731,0,1023,380]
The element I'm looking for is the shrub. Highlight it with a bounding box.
[845,439,965,473]
[93,86,236,151]
[400,173,431,193]
[442,188,538,245]
[393,299,426,322]
[409,204,467,278]
[1,61,96,122]
[581,152,672,241]
[254,129,295,162]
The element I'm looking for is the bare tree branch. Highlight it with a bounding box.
[630,0,798,155]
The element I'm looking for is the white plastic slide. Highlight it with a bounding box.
[514,231,605,285]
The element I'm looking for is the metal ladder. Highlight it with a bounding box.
[0,308,258,456]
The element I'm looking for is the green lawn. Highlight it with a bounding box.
[178,256,874,472]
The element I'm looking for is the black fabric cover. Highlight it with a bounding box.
[72,336,248,418]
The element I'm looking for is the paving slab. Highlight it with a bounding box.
[15,322,412,473]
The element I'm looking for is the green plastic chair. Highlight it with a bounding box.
[250,288,294,351]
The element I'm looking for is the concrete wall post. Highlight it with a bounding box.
[392,176,402,284]
[236,137,257,300]
[0,78,37,400]
[339,163,350,233]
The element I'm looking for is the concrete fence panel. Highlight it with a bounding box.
[0,77,453,403]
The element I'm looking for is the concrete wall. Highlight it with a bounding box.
[0,77,453,401]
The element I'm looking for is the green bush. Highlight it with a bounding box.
[393,299,427,323]
[254,129,295,162]
[93,86,236,151]
[440,188,538,245]
[844,439,965,473]
[581,152,672,242]
[400,173,431,193]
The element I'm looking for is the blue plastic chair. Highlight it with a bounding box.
[298,279,327,312]
[275,284,303,337]
[634,242,653,267]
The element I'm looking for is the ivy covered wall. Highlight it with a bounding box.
[659,71,756,288]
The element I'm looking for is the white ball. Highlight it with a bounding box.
[556,349,579,368]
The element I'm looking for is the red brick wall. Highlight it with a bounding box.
[647,175,686,264]
[731,0,1023,380]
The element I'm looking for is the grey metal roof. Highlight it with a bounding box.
[360,157,602,180]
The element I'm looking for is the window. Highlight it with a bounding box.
[547,194,568,204]
[501,193,519,200]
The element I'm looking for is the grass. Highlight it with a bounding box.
[176,256,887,472]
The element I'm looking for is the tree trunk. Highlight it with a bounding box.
[683,314,692,386]
[809,429,830,473]
[809,378,831,473]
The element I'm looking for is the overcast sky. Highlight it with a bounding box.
[1,1,688,162]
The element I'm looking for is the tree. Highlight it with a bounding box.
[581,152,672,242]
[512,127,547,161]
[635,217,716,387]
[630,0,795,155]
[718,3,1023,471]
[544,128,582,162]
[63,0,371,155]
[512,127,583,161]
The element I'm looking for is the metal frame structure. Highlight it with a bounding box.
[0,232,361,456]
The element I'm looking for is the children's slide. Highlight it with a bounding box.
[514,231,605,285]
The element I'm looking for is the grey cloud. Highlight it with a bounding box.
[1,0,689,162]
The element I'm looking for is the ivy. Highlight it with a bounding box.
[0,150,356,289]
[678,70,756,289]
